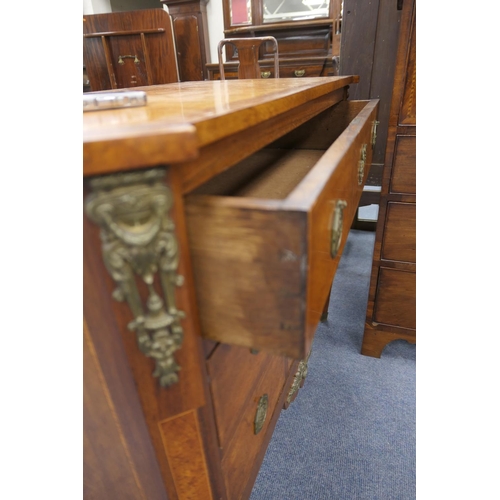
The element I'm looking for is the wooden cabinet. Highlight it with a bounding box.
[207,0,342,80]
[361,0,416,357]
[83,77,379,498]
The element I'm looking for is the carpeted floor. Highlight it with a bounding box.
[250,229,416,500]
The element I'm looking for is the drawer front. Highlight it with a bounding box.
[207,63,324,80]
[186,99,379,359]
[381,202,416,263]
[303,102,378,339]
[279,65,323,78]
[219,354,286,499]
[207,344,286,451]
[373,268,416,329]
[390,135,416,194]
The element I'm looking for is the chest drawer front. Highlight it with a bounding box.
[207,63,324,80]
[390,135,416,194]
[381,202,416,263]
[373,268,416,329]
[219,354,286,500]
[186,99,379,359]
[279,64,323,78]
[207,344,286,452]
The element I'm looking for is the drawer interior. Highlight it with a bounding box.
[191,100,370,200]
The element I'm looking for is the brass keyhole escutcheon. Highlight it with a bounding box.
[254,394,268,435]
[331,200,347,258]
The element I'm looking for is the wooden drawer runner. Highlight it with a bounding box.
[381,202,416,263]
[186,99,379,359]
[390,135,416,195]
[373,267,416,329]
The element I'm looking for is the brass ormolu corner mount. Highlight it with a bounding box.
[85,169,185,388]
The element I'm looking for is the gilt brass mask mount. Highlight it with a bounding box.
[85,169,185,388]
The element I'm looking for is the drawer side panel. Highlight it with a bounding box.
[186,199,308,358]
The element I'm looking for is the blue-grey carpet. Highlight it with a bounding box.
[251,229,416,500]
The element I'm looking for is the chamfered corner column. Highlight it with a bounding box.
[83,165,224,500]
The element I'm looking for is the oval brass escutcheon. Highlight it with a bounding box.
[294,69,306,77]
[254,394,268,435]
[261,71,271,78]
[331,200,347,258]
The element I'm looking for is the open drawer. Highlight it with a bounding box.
[185,99,379,359]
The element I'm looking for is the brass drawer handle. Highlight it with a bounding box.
[285,350,311,406]
[331,200,347,258]
[254,394,268,435]
[294,69,306,77]
[118,54,140,65]
[261,71,271,79]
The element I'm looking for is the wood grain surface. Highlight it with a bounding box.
[185,99,379,359]
[83,77,357,176]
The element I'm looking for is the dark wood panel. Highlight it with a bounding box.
[381,202,416,263]
[163,0,212,81]
[83,9,178,91]
[173,15,204,81]
[390,135,416,194]
[399,13,416,126]
[339,0,380,100]
[368,0,402,164]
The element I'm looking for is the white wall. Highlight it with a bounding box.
[206,0,225,64]
[83,0,111,14]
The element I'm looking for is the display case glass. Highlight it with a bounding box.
[262,0,331,23]
[230,0,252,25]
